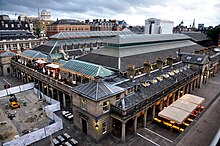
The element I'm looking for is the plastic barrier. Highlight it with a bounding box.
[0,83,34,98]
[3,88,63,146]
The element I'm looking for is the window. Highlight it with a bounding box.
[12,44,17,50]
[0,44,4,50]
[80,98,87,110]
[103,100,110,113]
[102,122,107,134]
[7,68,10,73]
[25,43,29,48]
[5,24,8,28]
[116,94,120,100]
[11,24,14,27]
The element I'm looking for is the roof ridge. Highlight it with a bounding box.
[95,81,99,100]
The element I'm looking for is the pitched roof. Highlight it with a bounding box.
[0,51,16,57]
[50,30,134,39]
[181,53,209,65]
[72,79,125,101]
[60,59,114,78]
[114,62,199,110]
[182,32,208,42]
[106,34,190,44]
[19,50,47,59]
[78,44,203,71]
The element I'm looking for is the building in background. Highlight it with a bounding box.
[0,30,45,53]
[0,15,30,31]
[145,18,174,34]
[85,19,127,31]
[46,19,90,37]
[18,10,54,37]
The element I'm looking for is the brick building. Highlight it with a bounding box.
[46,19,90,37]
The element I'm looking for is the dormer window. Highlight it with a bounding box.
[141,82,150,87]
[186,56,192,60]
[197,58,203,61]
[163,74,170,78]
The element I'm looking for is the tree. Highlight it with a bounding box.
[34,28,41,37]
[206,25,220,46]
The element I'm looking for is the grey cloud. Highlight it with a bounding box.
[0,0,168,17]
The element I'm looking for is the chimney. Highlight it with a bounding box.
[177,48,182,61]
[204,48,208,54]
[167,56,173,67]
[199,48,204,54]
[127,64,135,79]
[195,49,200,54]
[94,76,102,82]
[156,58,163,70]
[143,61,151,75]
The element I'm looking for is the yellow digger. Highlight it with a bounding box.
[9,94,20,109]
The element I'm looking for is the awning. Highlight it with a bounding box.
[170,100,198,113]
[46,63,59,69]
[158,106,190,124]
[180,94,205,105]
[35,60,47,64]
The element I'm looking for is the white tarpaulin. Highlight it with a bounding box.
[46,63,59,69]
[170,99,198,113]
[180,94,205,105]
[6,86,20,95]
[35,60,47,64]
[0,90,7,97]
[158,106,190,124]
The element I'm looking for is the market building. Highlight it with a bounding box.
[33,30,133,59]
[7,34,220,143]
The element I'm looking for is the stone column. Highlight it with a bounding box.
[167,96,170,106]
[152,105,156,119]
[42,82,44,93]
[172,92,176,103]
[46,84,49,96]
[134,116,137,134]
[17,43,20,50]
[29,42,32,49]
[177,89,181,99]
[3,44,7,51]
[63,93,66,107]
[121,122,126,142]
[51,88,54,99]
[159,100,163,111]
[57,90,60,102]
[144,109,148,128]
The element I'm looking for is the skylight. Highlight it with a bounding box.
[197,58,203,61]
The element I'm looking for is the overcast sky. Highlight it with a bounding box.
[0,0,219,27]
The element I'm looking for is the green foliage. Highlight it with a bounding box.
[34,28,41,36]
[207,25,220,46]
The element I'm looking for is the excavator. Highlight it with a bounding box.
[9,94,20,109]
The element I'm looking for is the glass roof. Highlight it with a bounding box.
[50,30,134,39]
[61,59,114,77]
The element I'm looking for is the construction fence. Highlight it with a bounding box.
[2,84,63,146]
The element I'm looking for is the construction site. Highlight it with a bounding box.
[0,89,50,143]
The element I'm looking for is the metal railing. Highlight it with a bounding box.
[11,60,73,94]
